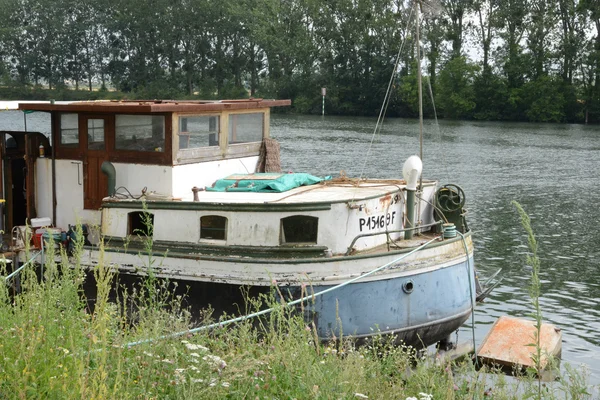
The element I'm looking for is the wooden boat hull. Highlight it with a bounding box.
[82,233,474,347]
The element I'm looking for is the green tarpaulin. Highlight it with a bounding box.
[206,173,330,193]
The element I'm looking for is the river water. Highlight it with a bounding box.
[270,114,600,387]
[1,110,600,386]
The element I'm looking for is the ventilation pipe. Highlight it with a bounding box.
[101,161,116,196]
[402,155,422,240]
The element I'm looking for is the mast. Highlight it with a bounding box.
[415,0,423,230]
[415,1,423,163]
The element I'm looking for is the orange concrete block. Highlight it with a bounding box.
[477,316,562,370]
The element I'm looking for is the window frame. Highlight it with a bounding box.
[53,112,172,165]
[200,215,228,241]
[174,109,268,165]
[178,114,220,150]
[227,112,265,145]
[128,211,154,238]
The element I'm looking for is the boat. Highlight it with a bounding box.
[2,2,483,348]
[2,96,476,348]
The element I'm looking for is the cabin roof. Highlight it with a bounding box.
[106,180,436,206]
[193,182,408,204]
[18,99,291,113]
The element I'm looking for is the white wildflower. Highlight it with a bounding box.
[161,359,174,364]
[189,352,201,358]
[419,393,433,400]
[222,382,230,388]
[354,393,369,399]
[203,354,227,369]
[185,343,209,352]
[406,397,418,400]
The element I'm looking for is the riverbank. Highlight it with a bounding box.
[0,242,593,399]
[0,88,595,123]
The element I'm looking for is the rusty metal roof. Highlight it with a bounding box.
[18,99,291,113]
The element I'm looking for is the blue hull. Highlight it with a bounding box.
[295,256,475,347]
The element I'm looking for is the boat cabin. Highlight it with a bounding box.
[13,99,290,234]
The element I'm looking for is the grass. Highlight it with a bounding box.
[0,226,595,399]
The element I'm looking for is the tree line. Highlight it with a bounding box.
[0,0,599,123]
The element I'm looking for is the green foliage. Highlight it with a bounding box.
[512,201,544,397]
[522,76,567,123]
[0,0,597,122]
[436,57,480,119]
[473,71,509,120]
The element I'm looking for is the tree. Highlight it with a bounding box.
[526,0,557,79]
[440,0,473,59]
[580,0,600,122]
[436,56,479,119]
[496,0,528,89]
[473,0,500,75]
[522,75,566,122]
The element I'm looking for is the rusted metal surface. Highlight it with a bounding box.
[18,99,291,113]
[477,315,562,370]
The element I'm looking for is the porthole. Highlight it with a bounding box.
[402,280,414,294]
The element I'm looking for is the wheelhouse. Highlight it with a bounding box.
[16,99,290,232]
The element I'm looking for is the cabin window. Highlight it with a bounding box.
[179,116,220,149]
[228,113,263,144]
[87,118,105,150]
[128,211,154,237]
[281,216,318,244]
[116,115,165,152]
[200,215,227,240]
[59,113,79,147]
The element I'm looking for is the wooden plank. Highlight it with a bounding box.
[225,173,284,180]
[477,316,562,370]
[18,99,291,113]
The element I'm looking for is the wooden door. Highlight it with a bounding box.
[81,115,112,209]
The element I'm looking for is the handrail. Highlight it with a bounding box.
[4,251,41,283]
[124,236,442,348]
[344,220,443,255]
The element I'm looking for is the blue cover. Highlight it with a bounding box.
[206,173,330,192]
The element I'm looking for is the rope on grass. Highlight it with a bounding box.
[3,251,41,283]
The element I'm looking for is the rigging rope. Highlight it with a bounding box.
[357,5,415,182]
[425,71,450,181]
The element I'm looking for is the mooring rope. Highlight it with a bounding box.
[124,236,441,348]
[458,231,478,365]
[3,251,41,283]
